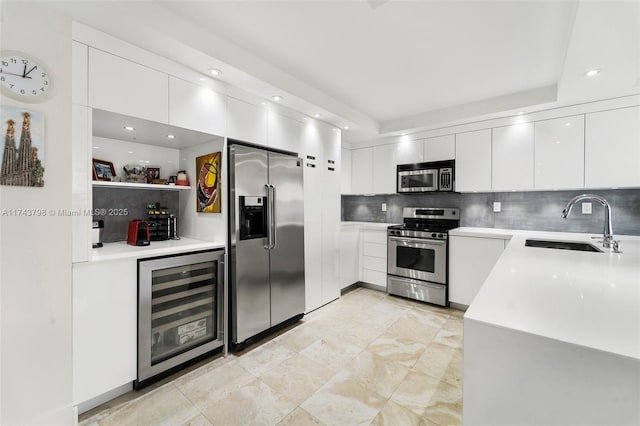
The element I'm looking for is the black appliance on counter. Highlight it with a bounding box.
[387,207,460,306]
[397,160,454,193]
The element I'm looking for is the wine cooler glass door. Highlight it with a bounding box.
[138,250,224,384]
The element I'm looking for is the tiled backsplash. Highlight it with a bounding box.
[342,189,640,235]
[93,187,180,242]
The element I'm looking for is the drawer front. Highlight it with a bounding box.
[363,242,387,258]
[362,269,387,286]
[362,255,387,273]
[363,230,388,244]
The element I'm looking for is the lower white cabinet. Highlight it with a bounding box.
[361,229,388,290]
[73,259,137,406]
[339,225,360,289]
[449,235,507,306]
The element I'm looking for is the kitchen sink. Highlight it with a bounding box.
[525,239,603,253]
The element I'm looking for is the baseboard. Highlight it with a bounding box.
[76,382,133,415]
[449,302,468,312]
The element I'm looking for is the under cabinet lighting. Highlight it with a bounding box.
[124,126,135,131]
[167,134,175,139]
[585,69,601,77]
[272,95,283,101]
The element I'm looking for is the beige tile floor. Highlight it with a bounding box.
[80,287,464,426]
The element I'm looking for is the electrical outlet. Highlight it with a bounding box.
[582,202,592,214]
[381,203,387,212]
[493,202,501,213]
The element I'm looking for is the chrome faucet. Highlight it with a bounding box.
[561,194,621,253]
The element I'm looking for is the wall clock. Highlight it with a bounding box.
[0,51,52,102]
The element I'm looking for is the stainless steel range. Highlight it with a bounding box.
[387,207,460,306]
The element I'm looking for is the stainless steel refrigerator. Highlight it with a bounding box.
[228,142,305,348]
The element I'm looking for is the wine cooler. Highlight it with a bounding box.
[136,249,224,386]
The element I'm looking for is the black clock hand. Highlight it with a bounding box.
[24,65,37,77]
[2,71,31,78]
[22,64,26,78]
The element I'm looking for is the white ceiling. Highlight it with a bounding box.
[49,0,640,144]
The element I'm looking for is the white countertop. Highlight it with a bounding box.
[341,221,398,230]
[91,237,225,262]
[465,229,640,360]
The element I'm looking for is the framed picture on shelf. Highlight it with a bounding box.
[146,167,160,183]
[92,158,116,181]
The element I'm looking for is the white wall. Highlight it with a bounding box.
[0,2,74,424]
[178,138,227,244]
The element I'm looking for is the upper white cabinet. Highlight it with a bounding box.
[535,115,585,190]
[88,48,168,124]
[341,147,352,194]
[169,77,225,136]
[226,96,267,145]
[424,134,455,162]
[585,106,640,188]
[396,139,424,164]
[373,144,397,194]
[455,129,492,192]
[351,148,374,194]
[492,123,534,191]
[267,110,303,154]
[72,41,88,106]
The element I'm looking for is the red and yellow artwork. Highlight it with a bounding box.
[195,152,222,213]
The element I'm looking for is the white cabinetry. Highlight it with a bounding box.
[492,123,534,191]
[72,41,88,106]
[169,77,225,136]
[339,225,360,288]
[361,229,387,290]
[585,106,640,188]
[424,134,455,161]
[396,139,424,164]
[88,48,168,123]
[73,259,137,406]
[455,129,492,192]
[373,144,397,194]
[341,147,352,194]
[534,115,585,190]
[226,96,267,145]
[302,119,341,312]
[267,110,302,154]
[449,235,507,307]
[351,148,374,194]
[72,105,92,263]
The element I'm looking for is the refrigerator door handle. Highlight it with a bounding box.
[270,184,277,249]
[264,184,272,250]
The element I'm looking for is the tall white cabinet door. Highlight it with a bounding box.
[72,41,88,106]
[267,110,302,154]
[226,96,267,145]
[72,105,92,263]
[341,147,352,194]
[169,77,225,136]
[534,115,585,190]
[373,144,397,194]
[321,124,341,305]
[455,129,492,192]
[88,48,168,123]
[73,259,137,405]
[585,106,640,188]
[492,123,534,191]
[302,120,324,312]
[396,139,424,164]
[351,148,374,194]
[424,134,455,162]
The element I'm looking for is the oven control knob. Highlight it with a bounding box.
[431,233,437,238]
[438,233,444,238]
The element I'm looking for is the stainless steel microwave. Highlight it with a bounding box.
[397,160,455,193]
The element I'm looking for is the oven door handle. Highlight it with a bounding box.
[389,236,446,246]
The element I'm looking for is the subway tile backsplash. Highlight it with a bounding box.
[342,189,640,235]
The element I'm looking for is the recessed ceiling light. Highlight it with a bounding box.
[303,117,308,120]
[127,151,134,154]
[260,101,267,106]
[401,133,407,136]
[585,69,601,77]
[199,77,205,81]
[314,113,321,118]
[565,122,571,127]
[272,95,283,101]
[167,134,175,139]
[555,140,561,144]
[344,125,349,130]
[517,112,524,115]
[92,146,99,149]
[208,68,222,76]
[124,126,135,131]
